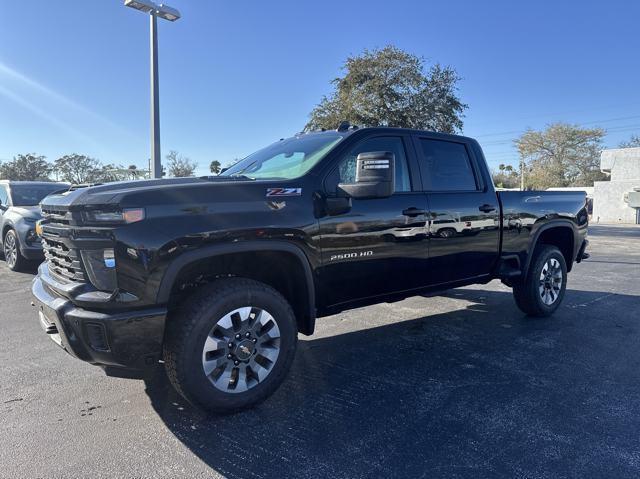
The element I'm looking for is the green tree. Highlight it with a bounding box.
[619,135,640,148]
[126,164,145,180]
[305,45,467,133]
[93,164,128,183]
[94,164,146,182]
[209,160,221,174]
[0,153,51,181]
[492,163,519,188]
[166,150,198,177]
[54,154,102,184]
[515,123,608,189]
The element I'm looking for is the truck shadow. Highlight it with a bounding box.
[144,288,640,478]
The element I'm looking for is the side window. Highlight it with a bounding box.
[0,186,8,206]
[336,136,411,192]
[419,139,478,191]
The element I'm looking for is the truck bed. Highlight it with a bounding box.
[497,190,589,273]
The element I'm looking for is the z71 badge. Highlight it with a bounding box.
[266,187,302,197]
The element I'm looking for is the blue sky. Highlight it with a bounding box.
[1,0,639,176]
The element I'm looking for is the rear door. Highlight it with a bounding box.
[318,133,430,307]
[413,135,500,285]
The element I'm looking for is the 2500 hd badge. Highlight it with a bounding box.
[330,250,373,261]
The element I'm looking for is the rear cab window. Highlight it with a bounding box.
[415,138,479,192]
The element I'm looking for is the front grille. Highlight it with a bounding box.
[42,237,86,283]
[41,206,72,225]
[40,204,86,284]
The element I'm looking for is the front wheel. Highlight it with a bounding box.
[163,278,298,414]
[3,229,27,272]
[513,245,567,317]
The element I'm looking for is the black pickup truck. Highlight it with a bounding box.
[32,126,589,413]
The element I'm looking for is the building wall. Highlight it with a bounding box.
[601,147,640,180]
[593,180,639,223]
[593,148,640,224]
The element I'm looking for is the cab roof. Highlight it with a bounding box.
[299,125,475,144]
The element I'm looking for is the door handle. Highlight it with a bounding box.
[479,204,496,213]
[402,207,427,217]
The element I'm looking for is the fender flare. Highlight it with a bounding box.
[156,240,317,333]
[1,219,15,241]
[523,220,579,276]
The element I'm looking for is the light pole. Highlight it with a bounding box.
[124,0,181,179]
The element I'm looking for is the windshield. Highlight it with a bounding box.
[221,133,344,180]
[10,184,66,206]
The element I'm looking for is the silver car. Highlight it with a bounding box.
[0,181,68,271]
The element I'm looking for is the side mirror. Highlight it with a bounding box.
[338,151,395,199]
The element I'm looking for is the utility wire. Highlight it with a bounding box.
[472,115,640,140]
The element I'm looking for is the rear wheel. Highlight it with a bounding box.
[513,245,567,317]
[163,278,297,414]
[3,229,27,272]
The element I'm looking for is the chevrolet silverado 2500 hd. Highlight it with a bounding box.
[1,181,69,271]
[32,126,589,413]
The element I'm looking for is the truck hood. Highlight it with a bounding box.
[39,176,265,210]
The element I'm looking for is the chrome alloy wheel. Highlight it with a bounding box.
[202,306,281,393]
[539,258,563,305]
[3,232,17,269]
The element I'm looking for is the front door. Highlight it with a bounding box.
[317,134,430,307]
[413,135,500,285]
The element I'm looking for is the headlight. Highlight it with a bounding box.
[81,248,118,292]
[82,208,145,224]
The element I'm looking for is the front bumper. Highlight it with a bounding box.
[21,244,44,260]
[15,220,44,260]
[32,275,167,378]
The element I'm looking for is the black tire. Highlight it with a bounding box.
[3,229,27,272]
[439,228,456,238]
[163,277,298,414]
[513,245,567,317]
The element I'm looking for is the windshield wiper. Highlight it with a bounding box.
[199,175,255,181]
[229,174,255,179]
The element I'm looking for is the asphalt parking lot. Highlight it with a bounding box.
[1,224,639,478]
